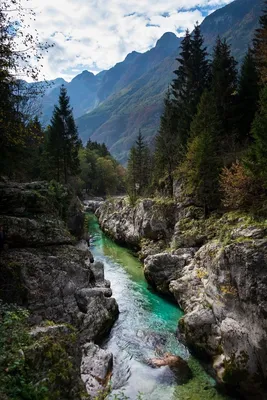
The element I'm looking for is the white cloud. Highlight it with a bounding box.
[19,0,233,81]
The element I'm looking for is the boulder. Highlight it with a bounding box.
[78,294,119,343]
[149,353,192,384]
[75,287,113,314]
[144,250,196,294]
[81,342,113,398]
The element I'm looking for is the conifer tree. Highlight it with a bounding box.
[126,130,151,198]
[45,86,80,183]
[247,86,267,187]
[135,129,151,195]
[180,91,221,213]
[253,0,267,84]
[126,147,138,200]
[154,89,178,196]
[172,29,192,106]
[190,23,210,115]
[211,37,238,149]
[135,129,146,190]
[237,48,260,142]
[171,24,209,151]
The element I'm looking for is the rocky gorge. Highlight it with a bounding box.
[96,197,267,400]
[0,180,119,399]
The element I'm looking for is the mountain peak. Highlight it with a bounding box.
[71,70,95,83]
[155,32,179,50]
[125,51,140,63]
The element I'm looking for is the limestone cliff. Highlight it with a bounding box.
[96,198,267,399]
[0,181,119,399]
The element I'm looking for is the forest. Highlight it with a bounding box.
[0,0,124,197]
[126,2,267,216]
[2,0,267,215]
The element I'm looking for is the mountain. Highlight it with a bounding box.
[75,0,263,163]
[38,0,263,163]
[40,71,102,123]
[40,32,180,125]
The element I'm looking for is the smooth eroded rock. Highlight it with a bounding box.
[81,342,113,398]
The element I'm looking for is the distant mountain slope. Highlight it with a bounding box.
[40,32,180,124]
[77,50,178,161]
[202,0,263,60]
[76,0,262,164]
[40,71,103,123]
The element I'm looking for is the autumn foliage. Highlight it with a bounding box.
[220,162,255,209]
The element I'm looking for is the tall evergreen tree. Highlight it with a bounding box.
[237,48,260,142]
[190,23,210,115]
[247,86,267,188]
[253,0,267,84]
[126,130,151,198]
[45,86,80,183]
[172,29,192,106]
[171,24,209,152]
[126,146,138,200]
[154,89,179,196]
[135,129,145,190]
[211,37,238,151]
[180,90,221,214]
[135,129,151,195]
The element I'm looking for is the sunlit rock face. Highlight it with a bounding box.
[96,195,267,399]
[96,197,176,248]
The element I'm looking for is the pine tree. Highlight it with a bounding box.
[247,86,267,187]
[211,37,238,151]
[180,91,221,213]
[45,86,80,183]
[253,0,267,84]
[126,130,151,198]
[23,116,45,179]
[172,29,192,106]
[171,24,209,151]
[135,130,147,194]
[237,48,260,143]
[135,129,151,195]
[126,146,138,201]
[190,23,210,116]
[154,89,179,196]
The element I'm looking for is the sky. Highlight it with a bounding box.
[22,0,233,82]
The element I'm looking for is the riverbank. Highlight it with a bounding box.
[88,213,233,400]
[96,197,267,399]
[0,181,118,399]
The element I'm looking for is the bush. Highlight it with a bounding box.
[220,162,256,210]
[0,302,48,400]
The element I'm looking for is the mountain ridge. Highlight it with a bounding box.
[39,0,263,163]
[76,0,263,163]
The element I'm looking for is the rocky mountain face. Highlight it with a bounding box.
[39,32,180,126]
[76,0,262,163]
[96,194,267,399]
[0,180,119,398]
[38,0,262,163]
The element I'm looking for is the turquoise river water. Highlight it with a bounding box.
[88,214,233,400]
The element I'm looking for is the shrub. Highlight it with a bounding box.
[219,162,256,210]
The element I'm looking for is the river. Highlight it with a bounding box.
[87,214,232,400]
